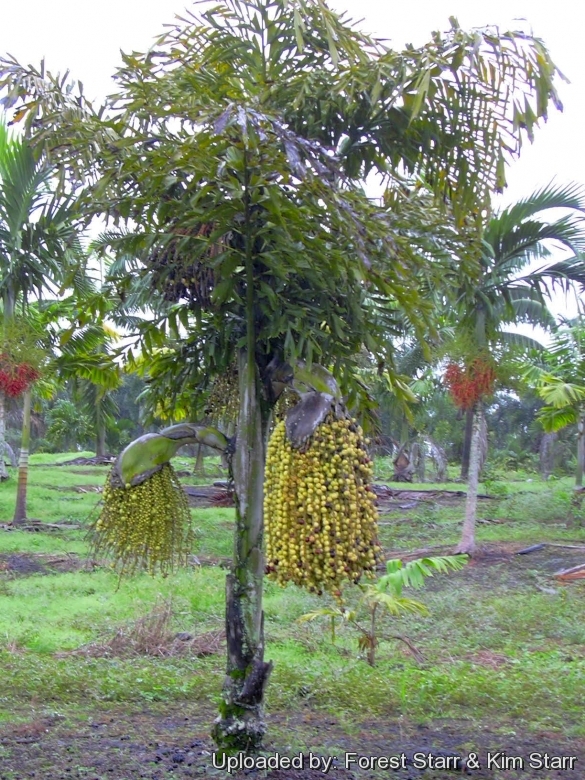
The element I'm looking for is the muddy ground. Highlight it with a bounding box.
[0,700,582,780]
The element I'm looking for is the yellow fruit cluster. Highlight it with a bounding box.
[264,415,380,595]
[207,364,239,424]
[273,387,298,421]
[91,463,195,577]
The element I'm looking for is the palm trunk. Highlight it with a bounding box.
[460,407,473,479]
[539,432,557,479]
[13,388,32,524]
[455,402,483,555]
[0,287,16,482]
[95,395,107,457]
[194,442,205,476]
[0,390,9,481]
[212,154,273,753]
[212,348,272,753]
[576,416,585,489]
[367,604,378,667]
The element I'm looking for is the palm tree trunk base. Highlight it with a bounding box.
[13,458,29,524]
[212,572,272,754]
[211,691,269,755]
[454,540,476,556]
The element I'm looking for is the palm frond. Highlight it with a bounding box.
[538,377,585,408]
[537,404,579,433]
[378,555,467,597]
[508,298,555,329]
[489,181,585,237]
[497,330,545,352]
[530,255,585,293]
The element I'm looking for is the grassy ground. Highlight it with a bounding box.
[0,454,584,778]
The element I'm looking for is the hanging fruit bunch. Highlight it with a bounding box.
[206,362,239,423]
[0,319,45,398]
[264,404,381,597]
[444,356,496,410]
[90,463,195,577]
[89,424,228,578]
[0,356,40,398]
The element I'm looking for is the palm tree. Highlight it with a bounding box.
[523,320,585,487]
[53,320,121,458]
[450,183,585,553]
[0,118,83,521]
[0,0,569,749]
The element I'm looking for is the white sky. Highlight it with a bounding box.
[1,0,583,323]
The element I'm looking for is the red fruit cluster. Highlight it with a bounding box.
[0,356,40,398]
[444,358,496,410]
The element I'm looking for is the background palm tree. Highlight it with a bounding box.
[523,320,585,487]
[449,182,585,553]
[52,318,121,458]
[0,118,84,519]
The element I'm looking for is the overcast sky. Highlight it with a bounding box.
[1,0,582,206]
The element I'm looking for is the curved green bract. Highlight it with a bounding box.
[116,424,229,487]
[159,423,230,451]
[291,362,341,398]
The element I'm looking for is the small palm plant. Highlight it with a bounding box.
[300,555,467,666]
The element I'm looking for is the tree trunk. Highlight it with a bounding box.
[367,604,378,667]
[211,349,272,753]
[576,417,585,489]
[539,432,557,479]
[95,395,107,457]
[391,442,414,482]
[13,388,32,524]
[194,442,206,476]
[0,390,9,481]
[478,411,488,473]
[455,402,483,555]
[212,158,273,753]
[0,286,15,481]
[460,407,473,479]
[414,441,425,482]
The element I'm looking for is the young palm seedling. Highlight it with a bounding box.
[300,555,467,666]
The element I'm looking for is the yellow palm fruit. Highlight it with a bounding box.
[90,463,195,577]
[264,414,380,596]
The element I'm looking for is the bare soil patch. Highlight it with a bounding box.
[184,484,234,508]
[47,484,103,494]
[0,552,88,576]
[55,456,116,466]
[380,541,585,591]
[0,704,582,779]
[182,483,499,511]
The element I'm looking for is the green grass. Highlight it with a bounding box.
[1,452,585,744]
[0,530,88,555]
[0,453,105,526]
[28,452,97,465]
[192,507,235,558]
[0,567,226,653]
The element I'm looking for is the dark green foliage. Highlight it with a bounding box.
[45,399,93,452]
